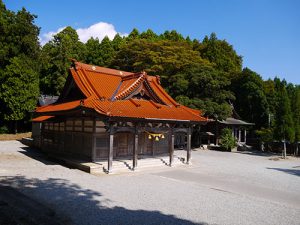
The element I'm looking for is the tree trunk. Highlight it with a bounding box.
[283,141,287,159]
[14,121,18,134]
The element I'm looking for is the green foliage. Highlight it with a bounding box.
[231,68,269,128]
[220,128,236,151]
[140,29,159,40]
[0,125,9,134]
[111,33,125,51]
[263,79,277,116]
[159,30,185,41]
[0,1,40,130]
[273,81,295,142]
[112,39,209,77]
[293,87,300,142]
[200,33,242,74]
[255,128,273,143]
[85,37,102,65]
[0,56,39,121]
[40,26,86,95]
[286,84,300,142]
[172,65,234,119]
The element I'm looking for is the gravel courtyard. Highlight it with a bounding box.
[1,140,300,225]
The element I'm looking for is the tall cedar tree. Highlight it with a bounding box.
[40,26,86,95]
[200,33,242,74]
[286,84,300,144]
[274,81,295,142]
[0,1,40,132]
[171,65,234,120]
[231,68,269,128]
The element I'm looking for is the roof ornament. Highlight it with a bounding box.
[156,75,161,84]
[91,66,96,71]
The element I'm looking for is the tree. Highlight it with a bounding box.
[85,37,102,65]
[111,33,125,51]
[172,65,234,120]
[200,33,242,74]
[263,79,277,122]
[0,1,40,132]
[127,28,140,41]
[293,87,300,155]
[159,30,185,41]
[40,26,86,95]
[140,29,158,40]
[231,68,269,129]
[112,39,210,78]
[273,81,295,157]
[85,36,115,66]
[286,84,300,155]
[0,56,39,131]
[98,36,115,66]
[220,128,236,151]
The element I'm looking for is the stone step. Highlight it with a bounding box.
[100,157,186,174]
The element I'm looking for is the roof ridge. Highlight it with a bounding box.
[149,77,179,107]
[73,61,132,77]
[180,105,206,120]
[114,72,146,100]
[79,68,103,99]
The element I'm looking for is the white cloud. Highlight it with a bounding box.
[39,22,127,46]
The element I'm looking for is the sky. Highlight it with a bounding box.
[4,0,300,84]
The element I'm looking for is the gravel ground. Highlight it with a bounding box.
[0,140,300,225]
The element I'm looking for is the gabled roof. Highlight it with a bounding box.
[35,61,207,123]
[38,95,58,106]
[218,117,254,126]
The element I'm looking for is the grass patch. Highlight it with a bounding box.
[0,132,32,141]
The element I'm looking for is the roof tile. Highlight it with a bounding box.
[34,61,207,122]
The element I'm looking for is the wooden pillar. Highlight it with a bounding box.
[133,128,138,170]
[244,129,247,143]
[108,127,114,173]
[238,129,241,142]
[215,122,219,145]
[92,118,96,162]
[187,126,192,164]
[169,128,174,167]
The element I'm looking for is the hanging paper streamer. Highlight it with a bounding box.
[145,131,167,141]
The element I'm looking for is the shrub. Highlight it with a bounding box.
[220,128,236,151]
[0,126,9,134]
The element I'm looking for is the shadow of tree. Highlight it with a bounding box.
[235,150,280,157]
[19,146,58,166]
[0,176,207,225]
[266,167,300,177]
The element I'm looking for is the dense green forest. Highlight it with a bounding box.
[0,1,299,147]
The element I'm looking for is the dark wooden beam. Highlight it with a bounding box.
[187,126,192,164]
[169,128,174,167]
[92,118,96,162]
[108,126,114,173]
[133,127,138,170]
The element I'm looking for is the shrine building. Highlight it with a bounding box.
[32,60,208,173]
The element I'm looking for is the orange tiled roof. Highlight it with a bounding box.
[32,115,54,122]
[35,61,207,123]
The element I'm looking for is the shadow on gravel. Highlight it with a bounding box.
[0,176,207,225]
[235,150,280,157]
[266,167,300,177]
[19,146,57,166]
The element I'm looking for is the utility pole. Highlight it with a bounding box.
[283,119,286,159]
